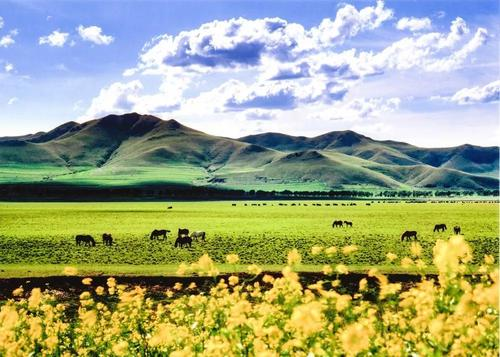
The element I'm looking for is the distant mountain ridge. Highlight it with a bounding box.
[0,113,498,190]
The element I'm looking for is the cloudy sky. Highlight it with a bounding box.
[0,0,498,147]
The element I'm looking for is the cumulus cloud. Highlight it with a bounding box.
[7,97,18,105]
[4,62,13,72]
[135,1,392,72]
[39,30,69,47]
[77,25,114,45]
[450,80,500,104]
[0,29,17,47]
[242,109,278,121]
[396,17,431,32]
[309,97,400,121]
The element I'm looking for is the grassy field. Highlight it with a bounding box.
[0,201,497,277]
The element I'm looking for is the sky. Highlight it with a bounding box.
[0,0,498,147]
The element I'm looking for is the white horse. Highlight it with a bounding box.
[190,231,206,241]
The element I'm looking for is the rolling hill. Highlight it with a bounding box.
[0,113,498,191]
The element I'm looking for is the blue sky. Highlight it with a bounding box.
[0,0,498,147]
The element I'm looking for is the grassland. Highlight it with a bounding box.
[0,201,497,277]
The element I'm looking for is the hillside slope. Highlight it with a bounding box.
[0,113,498,190]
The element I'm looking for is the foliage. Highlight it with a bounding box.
[0,238,498,356]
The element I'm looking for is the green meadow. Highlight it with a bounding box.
[0,201,497,277]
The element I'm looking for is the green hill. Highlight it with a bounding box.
[0,113,498,191]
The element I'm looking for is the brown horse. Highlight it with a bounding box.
[178,228,189,238]
[75,235,96,247]
[454,226,461,234]
[433,224,447,232]
[190,231,206,241]
[344,221,353,227]
[401,231,418,241]
[102,233,113,246]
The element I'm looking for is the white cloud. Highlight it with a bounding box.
[242,109,278,121]
[396,17,431,32]
[0,29,17,47]
[4,62,14,73]
[0,16,4,29]
[450,80,500,104]
[77,25,114,45]
[135,1,392,73]
[7,97,18,105]
[39,30,69,47]
[309,97,401,121]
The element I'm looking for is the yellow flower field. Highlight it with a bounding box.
[0,236,498,356]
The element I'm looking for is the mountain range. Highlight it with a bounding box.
[0,112,498,191]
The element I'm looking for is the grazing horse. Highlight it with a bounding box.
[102,233,113,246]
[150,229,170,240]
[332,220,343,228]
[178,228,189,238]
[401,231,418,241]
[75,234,96,247]
[454,226,461,235]
[175,235,192,248]
[433,224,447,232]
[344,221,353,227]
[190,231,206,241]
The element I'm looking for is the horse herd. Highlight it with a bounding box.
[75,228,206,248]
[331,220,462,242]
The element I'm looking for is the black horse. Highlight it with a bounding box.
[178,228,189,238]
[150,229,170,240]
[454,226,461,235]
[332,220,343,228]
[344,221,353,227]
[75,234,96,247]
[433,224,447,232]
[175,235,192,248]
[102,233,113,246]
[401,231,418,241]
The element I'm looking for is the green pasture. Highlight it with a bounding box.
[0,201,497,277]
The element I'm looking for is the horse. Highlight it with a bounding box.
[433,224,447,232]
[344,221,353,227]
[150,229,170,240]
[175,235,192,248]
[401,231,418,241]
[75,234,96,247]
[178,228,189,238]
[167,206,173,210]
[190,231,206,241]
[454,226,461,235]
[332,220,343,228]
[102,233,113,246]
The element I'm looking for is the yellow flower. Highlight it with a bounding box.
[63,266,78,276]
[262,274,274,283]
[401,257,413,268]
[410,242,422,257]
[336,264,349,274]
[287,248,301,266]
[28,288,42,308]
[226,254,239,264]
[247,264,262,276]
[107,277,116,288]
[12,287,23,297]
[174,282,183,291]
[359,278,368,292]
[82,277,92,285]
[187,282,197,290]
[228,275,239,286]
[342,245,358,255]
[325,246,337,256]
[311,246,323,255]
[484,255,495,265]
[386,252,397,262]
[290,301,324,336]
[340,323,372,356]
[322,265,333,275]
[112,340,129,356]
[95,286,105,295]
